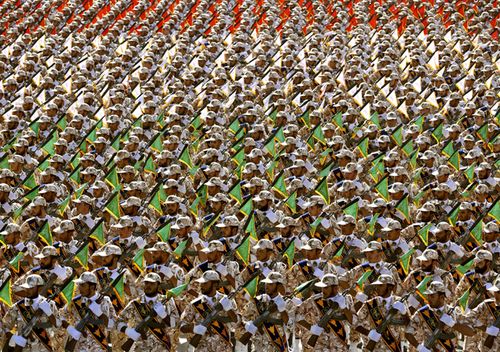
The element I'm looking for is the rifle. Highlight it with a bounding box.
[307,283,356,347]
[239,278,300,346]
[120,290,178,352]
[64,269,126,352]
[190,271,260,348]
[483,312,500,349]
[364,293,411,351]
[423,302,459,351]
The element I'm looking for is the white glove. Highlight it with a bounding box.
[10,335,27,347]
[216,263,228,276]
[356,292,368,303]
[392,301,406,314]
[417,344,431,352]
[368,329,382,342]
[89,302,103,317]
[486,325,499,336]
[332,295,346,309]
[125,327,141,341]
[193,324,207,336]
[67,326,82,341]
[439,313,455,327]
[310,324,324,336]
[274,296,286,312]
[220,297,232,312]
[245,322,258,335]
[154,302,168,319]
[313,267,324,278]
[38,300,52,316]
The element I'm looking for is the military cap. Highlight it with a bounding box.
[75,272,98,284]
[301,238,323,250]
[53,220,75,233]
[195,270,220,283]
[94,244,122,257]
[171,216,193,229]
[253,190,274,202]
[487,277,500,292]
[112,216,134,229]
[416,249,439,261]
[216,216,240,228]
[0,223,20,235]
[484,221,499,233]
[201,240,225,253]
[35,246,58,258]
[372,274,395,285]
[338,215,356,226]
[261,271,284,284]
[424,281,446,294]
[144,273,162,283]
[19,274,45,289]
[315,274,339,288]
[363,241,383,252]
[474,250,493,263]
[276,217,298,228]
[253,239,273,251]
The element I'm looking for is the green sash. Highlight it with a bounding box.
[18,300,52,351]
[314,297,347,343]
[419,307,454,352]
[366,300,401,352]
[192,297,232,345]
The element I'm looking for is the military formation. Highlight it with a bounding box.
[0,0,498,351]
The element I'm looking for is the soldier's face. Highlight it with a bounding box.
[427,293,444,308]
[375,284,391,297]
[78,282,95,297]
[322,285,338,297]
[265,283,278,295]
[200,281,214,294]
[144,281,159,296]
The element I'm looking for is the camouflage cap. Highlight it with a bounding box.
[253,239,273,251]
[144,272,161,283]
[195,270,220,283]
[301,238,323,250]
[372,274,395,286]
[19,274,44,289]
[201,240,225,253]
[75,271,98,284]
[315,274,339,287]
[35,246,58,258]
[474,249,493,263]
[416,249,439,261]
[94,244,122,257]
[261,271,284,284]
[424,281,446,294]
[362,241,383,252]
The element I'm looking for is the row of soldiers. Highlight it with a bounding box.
[0,229,498,351]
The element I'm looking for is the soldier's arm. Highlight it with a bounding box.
[179,304,196,334]
[405,313,420,348]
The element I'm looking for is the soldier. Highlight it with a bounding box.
[91,244,137,314]
[456,250,497,311]
[16,245,74,308]
[2,274,60,351]
[355,274,410,352]
[61,271,116,351]
[143,241,184,291]
[117,273,179,352]
[242,271,298,352]
[406,281,475,352]
[402,249,457,312]
[468,276,500,351]
[180,270,238,352]
[296,274,355,351]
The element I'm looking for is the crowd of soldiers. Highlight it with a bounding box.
[0,0,499,351]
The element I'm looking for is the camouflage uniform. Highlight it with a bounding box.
[296,292,355,351]
[117,293,179,352]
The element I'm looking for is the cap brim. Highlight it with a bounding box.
[19,283,35,289]
[487,286,500,292]
[314,282,328,288]
[195,277,209,283]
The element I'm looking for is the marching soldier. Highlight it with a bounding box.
[180,270,238,351]
[2,274,61,351]
[405,281,475,352]
[117,273,179,352]
[456,250,497,310]
[402,249,457,312]
[355,274,410,352]
[16,245,74,308]
[468,276,500,351]
[61,271,116,351]
[296,274,355,351]
[242,271,298,352]
[91,244,137,314]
